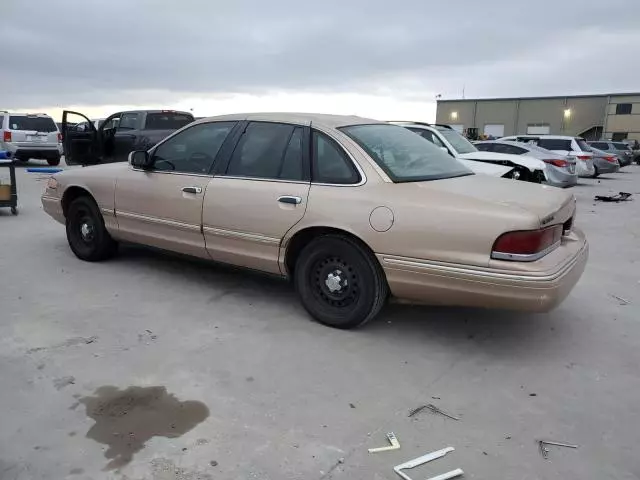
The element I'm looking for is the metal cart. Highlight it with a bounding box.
[0,152,17,215]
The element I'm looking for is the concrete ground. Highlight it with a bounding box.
[1,160,639,480]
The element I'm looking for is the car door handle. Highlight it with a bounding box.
[182,186,202,194]
[278,195,302,205]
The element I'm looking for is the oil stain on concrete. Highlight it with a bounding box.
[78,386,209,470]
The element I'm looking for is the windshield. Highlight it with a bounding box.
[145,112,194,130]
[8,116,57,132]
[438,128,477,154]
[537,138,572,151]
[340,124,472,182]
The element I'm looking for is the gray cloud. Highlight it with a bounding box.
[2,0,640,109]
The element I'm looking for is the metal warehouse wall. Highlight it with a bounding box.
[436,95,617,137]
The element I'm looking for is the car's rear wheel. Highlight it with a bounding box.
[47,156,61,166]
[294,234,388,329]
[592,166,599,178]
[66,196,117,261]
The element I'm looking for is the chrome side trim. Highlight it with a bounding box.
[214,175,309,185]
[116,210,201,232]
[203,226,279,245]
[381,245,587,283]
[491,241,561,262]
[100,207,115,217]
[130,166,213,178]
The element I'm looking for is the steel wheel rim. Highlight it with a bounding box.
[310,256,359,309]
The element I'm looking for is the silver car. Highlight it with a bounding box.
[587,141,633,167]
[0,112,63,166]
[588,147,620,176]
[475,140,577,187]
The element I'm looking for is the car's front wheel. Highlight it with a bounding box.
[294,235,388,329]
[66,196,117,261]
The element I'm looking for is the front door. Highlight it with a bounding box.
[203,122,311,274]
[62,110,100,165]
[114,121,239,258]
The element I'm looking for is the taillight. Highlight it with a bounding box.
[3,131,11,142]
[492,225,563,261]
[542,159,568,167]
[577,155,590,160]
[57,133,62,143]
[604,155,617,163]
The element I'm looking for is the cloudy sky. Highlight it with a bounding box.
[3,0,640,121]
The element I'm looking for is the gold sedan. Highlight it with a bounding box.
[42,113,588,329]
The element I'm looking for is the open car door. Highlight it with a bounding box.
[62,110,101,166]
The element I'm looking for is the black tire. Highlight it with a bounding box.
[47,156,61,166]
[66,196,117,261]
[592,166,599,178]
[294,234,388,329]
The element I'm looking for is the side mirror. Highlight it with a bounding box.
[129,150,152,169]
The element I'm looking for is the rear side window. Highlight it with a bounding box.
[312,131,360,184]
[145,112,194,130]
[590,142,608,150]
[0,115,4,127]
[537,138,572,151]
[227,122,303,180]
[8,116,57,132]
[613,142,630,150]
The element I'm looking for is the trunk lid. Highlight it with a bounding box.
[407,174,575,225]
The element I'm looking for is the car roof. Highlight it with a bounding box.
[194,112,384,129]
[5,112,53,117]
[518,135,582,140]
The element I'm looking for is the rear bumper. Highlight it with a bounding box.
[41,194,65,224]
[594,158,619,174]
[378,228,588,312]
[2,143,63,159]
[545,167,578,188]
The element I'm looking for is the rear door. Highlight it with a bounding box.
[62,110,100,165]
[203,121,311,274]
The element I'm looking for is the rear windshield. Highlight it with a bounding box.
[536,138,572,151]
[8,116,57,132]
[575,139,592,152]
[613,142,630,150]
[589,142,608,149]
[438,128,477,154]
[340,124,472,182]
[145,112,194,130]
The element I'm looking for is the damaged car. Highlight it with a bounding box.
[392,122,546,182]
[42,113,588,329]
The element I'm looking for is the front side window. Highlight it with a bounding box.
[312,131,360,184]
[226,122,303,180]
[341,124,472,182]
[152,121,235,174]
[437,128,477,154]
[118,113,139,130]
[8,116,57,132]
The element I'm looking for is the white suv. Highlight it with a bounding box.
[392,122,546,182]
[500,135,595,178]
[0,112,63,165]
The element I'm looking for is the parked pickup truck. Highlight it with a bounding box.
[62,110,194,165]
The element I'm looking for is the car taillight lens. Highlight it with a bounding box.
[492,225,563,261]
[542,159,568,167]
[604,155,617,163]
[3,131,11,142]
[57,133,62,143]
[577,155,590,160]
